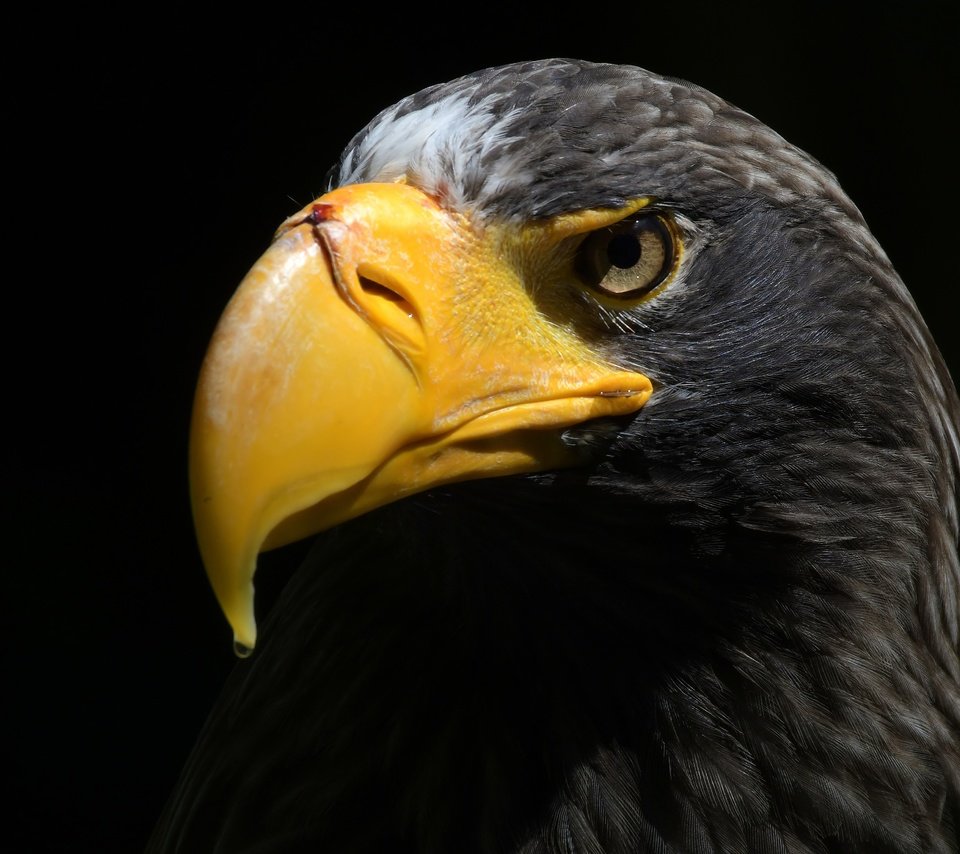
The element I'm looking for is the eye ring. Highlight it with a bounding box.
[574,213,677,299]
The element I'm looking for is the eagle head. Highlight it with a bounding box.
[164,59,959,853]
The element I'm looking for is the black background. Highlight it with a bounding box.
[8,5,957,852]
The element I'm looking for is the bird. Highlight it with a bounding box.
[151,58,960,853]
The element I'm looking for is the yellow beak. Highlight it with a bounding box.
[190,182,652,652]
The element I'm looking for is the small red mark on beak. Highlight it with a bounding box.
[305,203,335,225]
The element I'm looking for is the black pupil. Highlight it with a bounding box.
[607,233,642,269]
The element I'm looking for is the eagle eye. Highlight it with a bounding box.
[575,213,677,299]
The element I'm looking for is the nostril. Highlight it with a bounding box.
[351,267,425,356]
[358,275,415,319]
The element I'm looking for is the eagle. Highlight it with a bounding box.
[151,59,960,853]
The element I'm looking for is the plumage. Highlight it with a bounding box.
[152,59,959,853]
